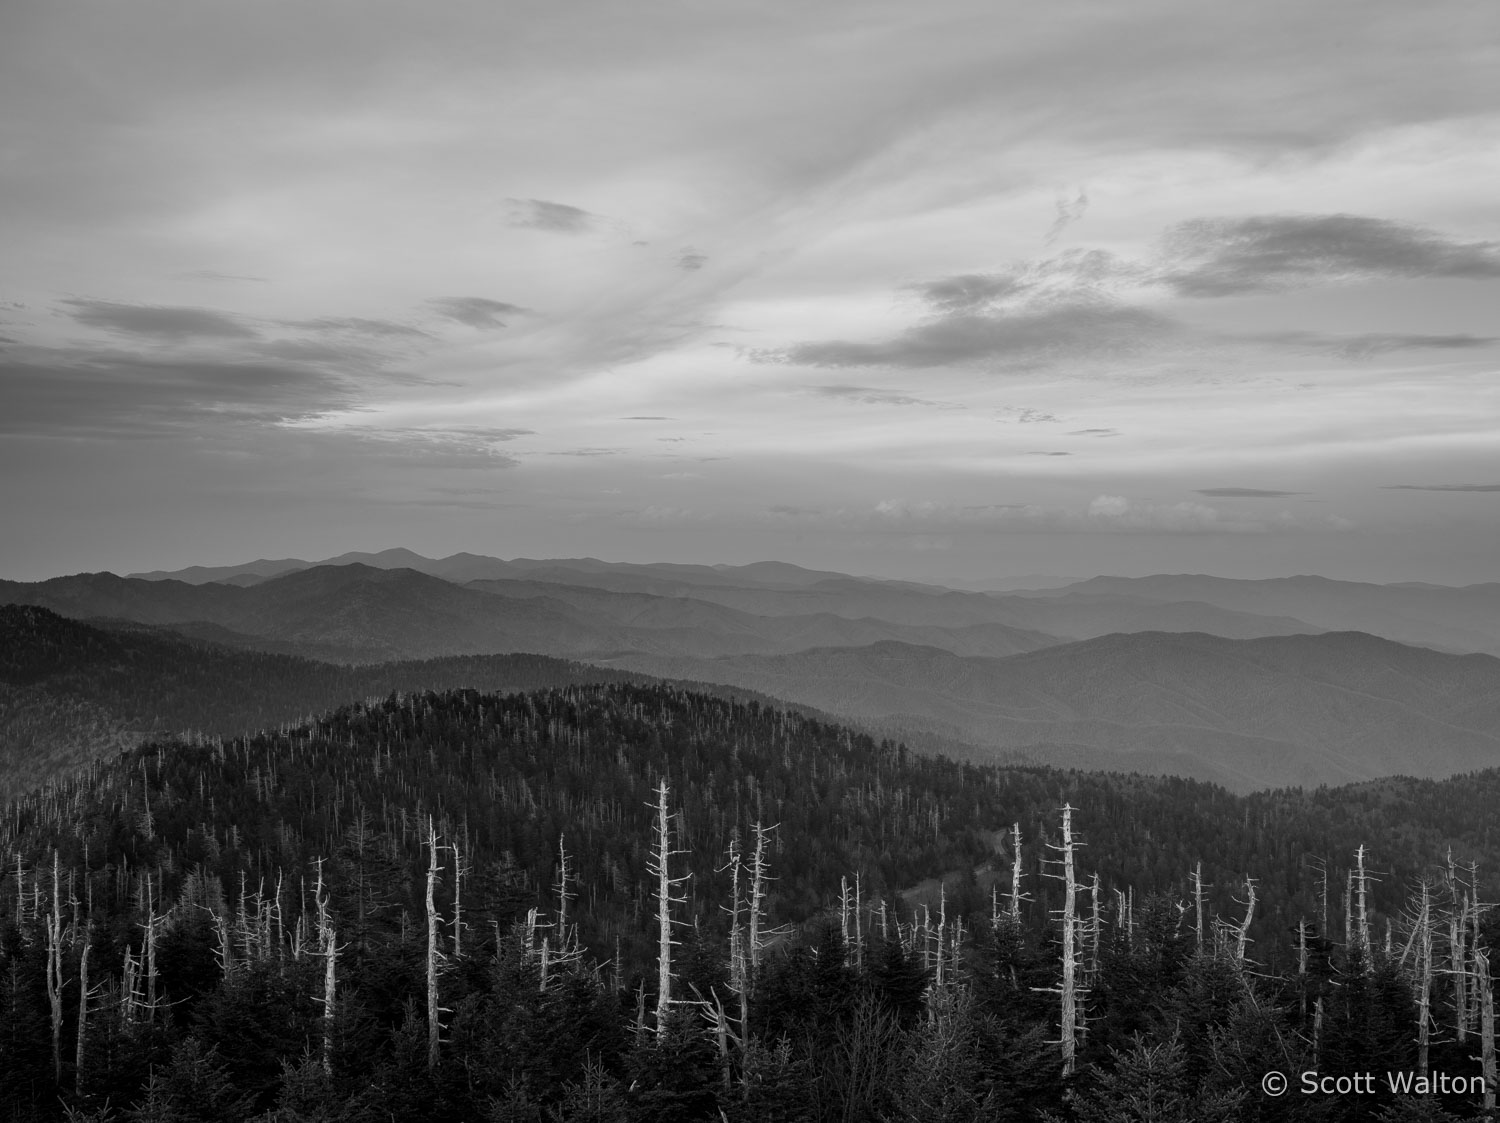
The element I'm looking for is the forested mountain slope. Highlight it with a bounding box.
[0,605,649,798]
[4,684,1500,1121]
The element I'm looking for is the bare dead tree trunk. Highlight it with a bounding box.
[426,818,442,1070]
[1416,882,1432,1081]
[1036,805,1085,1079]
[46,852,63,1084]
[649,781,690,1038]
[1193,861,1206,955]
[75,930,95,1094]
[1477,948,1496,1114]
[451,837,467,962]
[1009,822,1024,921]
[748,820,776,988]
[1235,878,1256,963]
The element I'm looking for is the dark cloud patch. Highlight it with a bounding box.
[429,297,525,329]
[61,299,259,340]
[1384,483,1500,493]
[251,338,374,363]
[1027,451,1071,456]
[0,348,354,437]
[504,198,595,233]
[677,253,707,271]
[1044,190,1089,246]
[1197,487,1306,498]
[813,384,943,407]
[780,304,1173,369]
[550,447,626,457]
[1069,428,1119,436]
[1015,409,1058,423]
[1248,330,1498,359]
[1159,214,1500,297]
[907,273,1028,314]
[288,317,432,339]
[621,415,674,420]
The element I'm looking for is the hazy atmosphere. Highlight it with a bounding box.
[3,0,1498,582]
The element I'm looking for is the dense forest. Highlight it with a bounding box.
[3,683,1499,1121]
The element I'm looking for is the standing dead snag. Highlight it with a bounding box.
[425,818,444,1070]
[45,851,63,1084]
[1477,948,1496,1113]
[1036,805,1087,1078]
[313,858,339,1076]
[648,780,691,1038]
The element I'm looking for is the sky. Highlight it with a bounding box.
[3,0,1498,584]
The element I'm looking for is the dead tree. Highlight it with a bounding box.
[648,781,691,1037]
[425,819,444,1070]
[1037,805,1086,1078]
[1477,948,1496,1114]
[45,852,63,1084]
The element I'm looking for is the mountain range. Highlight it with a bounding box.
[6,549,1500,793]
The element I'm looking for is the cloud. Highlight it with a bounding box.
[864,495,1270,534]
[305,428,525,470]
[621,415,674,420]
[287,317,432,339]
[905,273,1029,314]
[429,297,525,329]
[503,197,596,233]
[907,250,1130,314]
[1383,483,1500,493]
[1159,214,1500,297]
[1027,451,1070,456]
[0,348,356,437]
[1044,189,1089,246]
[1084,494,1259,533]
[1246,330,1498,359]
[1069,428,1118,436]
[1197,487,1307,498]
[677,252,707,271]
[61,299,259,340]
[777,303,1173,369]
[812,384,947,407]
[549,447,626,456]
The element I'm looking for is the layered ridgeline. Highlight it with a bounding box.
[4,684,1500,1121]
[7,556,1500,792]
[611,631,1500,792]
[0,605,651,799]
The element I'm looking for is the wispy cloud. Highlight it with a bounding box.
[428,297,525,329]
[776,303,1172,369]
[865,495,1271,534]
[1159,214,1500,297]
[287,317,432,339]
[1384,483,1500,493]
[812,384,949,407]
[61,299,259,340]
[0,348,355,437]
[1197,487,1306,498]
[1243,330,1498,359]
[677,252,707,271]
[503,198,596,233]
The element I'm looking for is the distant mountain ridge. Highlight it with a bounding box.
[1031,573,1500,656]
[605,630,1500,793]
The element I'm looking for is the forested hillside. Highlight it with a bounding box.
[0,605,646,798]
[3,684,1500,1121]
